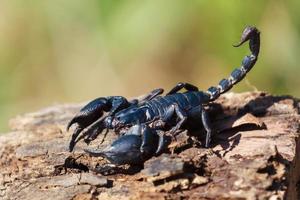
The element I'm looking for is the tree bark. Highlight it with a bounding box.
[0,92,299,200]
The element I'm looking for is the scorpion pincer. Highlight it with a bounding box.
[67,26,260,165]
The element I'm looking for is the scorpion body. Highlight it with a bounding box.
[67,26,260,165]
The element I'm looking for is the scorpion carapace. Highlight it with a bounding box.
[67,26,260,165]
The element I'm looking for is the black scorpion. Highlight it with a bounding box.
[67,26,260,165]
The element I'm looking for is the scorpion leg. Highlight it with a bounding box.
[128,88,164,105]
[78,117,107,145]
[139,125,159,156]
[129,125,169,156]
[155,130,169,155]
[162,104,188,135]
[130,125,169,155]
[138,88,164,102]
[201,107,213,148]
[167,82,198,95]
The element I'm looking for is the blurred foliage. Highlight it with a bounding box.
[0,0,300,132]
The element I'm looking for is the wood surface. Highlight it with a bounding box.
[0,92,299,200]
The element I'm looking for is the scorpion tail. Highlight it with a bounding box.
[206,26,260,101]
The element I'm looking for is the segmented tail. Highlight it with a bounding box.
[206,26,260,101]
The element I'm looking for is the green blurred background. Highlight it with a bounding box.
[1,0,300,132]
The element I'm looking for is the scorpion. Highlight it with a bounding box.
[67,26,260,165]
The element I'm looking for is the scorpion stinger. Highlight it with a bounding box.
[206,26,260,101]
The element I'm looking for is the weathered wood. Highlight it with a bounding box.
[0,92,299,200]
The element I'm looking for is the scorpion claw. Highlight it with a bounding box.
[66,119,76,132]
[85,134,145,165]
[85,125,168,165]
[70,98,109,127]
[67,98,107,151]
[69,127,84,151]
[67,96,134,151]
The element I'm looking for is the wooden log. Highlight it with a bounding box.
[0,92,299,200]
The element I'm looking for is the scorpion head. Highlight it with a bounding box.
[111,106,150,131]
